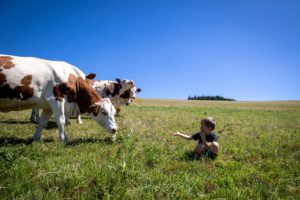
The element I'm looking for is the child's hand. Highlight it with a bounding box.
[171,131,192,140]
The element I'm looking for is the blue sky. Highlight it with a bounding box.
[1,0,300,101]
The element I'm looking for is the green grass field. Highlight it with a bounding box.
[0,99,299,199]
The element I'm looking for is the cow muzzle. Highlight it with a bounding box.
[111,128,118,133]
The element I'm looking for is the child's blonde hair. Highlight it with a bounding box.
[201,117,216,130]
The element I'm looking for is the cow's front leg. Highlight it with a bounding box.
[48,100,69,144]
[32,110,52,141]
[30,108,40,123]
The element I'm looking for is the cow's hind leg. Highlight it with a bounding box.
[48,100,69,144]
[32,110,52,141]
[77,114,83,124]
[65,115,71,125]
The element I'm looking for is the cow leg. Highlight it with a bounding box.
[65,115,71,125]
[77,114,83,124]
[32,110,52,141]
[48,100,69,144]
[30,108,40,123]
[30,108,36,123]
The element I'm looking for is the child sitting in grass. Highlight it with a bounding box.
[172,117,219,159]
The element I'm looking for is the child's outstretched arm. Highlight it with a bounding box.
[172,131,193,140]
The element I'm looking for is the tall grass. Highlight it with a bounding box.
[0,99,299,199]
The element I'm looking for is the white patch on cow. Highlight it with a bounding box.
[90,98,118,132]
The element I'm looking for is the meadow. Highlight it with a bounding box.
[0,99,299,199]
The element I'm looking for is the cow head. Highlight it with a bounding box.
[120,86,142,105]
[115,78,134,96]
[84,75,141,113]
[89,98,118,133]
[60,74,119,133]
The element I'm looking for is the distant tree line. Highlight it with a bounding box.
[187,95,236,101]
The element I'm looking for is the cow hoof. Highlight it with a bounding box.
[78,121,83,124]
[30,118,38,124]
[65,121,71,126]
[63,138,70,145]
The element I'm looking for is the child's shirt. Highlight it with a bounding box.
[192,132,218,143]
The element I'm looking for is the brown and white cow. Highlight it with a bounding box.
[0,55,118,144]
[86,75,142,113]
[30,76,142,124]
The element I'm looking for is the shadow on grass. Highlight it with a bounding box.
[181,151,199,161]
[45,121,57,129]
[0,120,57,130]
[0,137,54,146]
[0,120,32,124]
[0,135,116,146]
[181,151,216,162]
[67,136,115,146]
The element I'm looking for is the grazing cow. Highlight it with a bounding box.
[66,76,142,123]
[0,55,118,143]
[30,76,142,124]
[87,75,142,113]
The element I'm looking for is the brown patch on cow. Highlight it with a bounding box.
[53,85,63,101]
[0,73,34,100]
[105,84,115,96]
[120,89,131,99]
[21,75,32,86]
[89,104,99,116]
[106,83,121,97]
[53,74,101,115]
[0,56,15,69]
[86,78,96,86]
[53,74,77,101]
[0,72,6,86]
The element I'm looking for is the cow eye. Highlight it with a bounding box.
[101,111,107,116]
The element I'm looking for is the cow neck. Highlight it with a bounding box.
[75,77,101,114]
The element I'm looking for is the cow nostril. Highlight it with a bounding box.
[112,128,117,133]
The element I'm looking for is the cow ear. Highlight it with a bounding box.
[89,104,99,116]
[136,88,142,93]
[86,73,96,80]
[115,78,121,83]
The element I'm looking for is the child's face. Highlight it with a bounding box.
[200,122,212,134]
